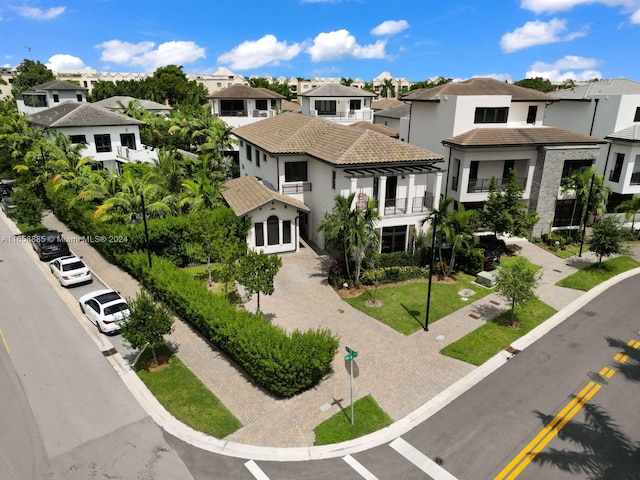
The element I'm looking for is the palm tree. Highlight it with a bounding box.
[352,198,380,282]
[561,167,610,232]
[440,203,477,278]
[317,193,358,280]
[616,195,640,232]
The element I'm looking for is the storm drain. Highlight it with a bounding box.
[102,347,117,357]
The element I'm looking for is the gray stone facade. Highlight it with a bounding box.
[528,146,601,238]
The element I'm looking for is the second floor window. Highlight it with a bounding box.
[474,107,508,124]
[315,100,336,115]
[246,144,252,162]
[94,134,112,153]
[69,135,86,144]
[610,153,625,183]
[349,99,361,110]
[255,100,267,110]
[634,107,640,122]
[285,161,307,182]
[527,106,538,124]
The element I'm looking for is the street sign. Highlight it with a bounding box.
[344,346,358,362]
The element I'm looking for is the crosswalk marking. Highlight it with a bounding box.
[343,454,380,479]
[390,437,459,480]
[245,460,270,480]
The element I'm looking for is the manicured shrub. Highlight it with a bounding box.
[360,266,429,285]
[457,248,485,274]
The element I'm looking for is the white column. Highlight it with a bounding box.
[407,174,415,213]
[432,171,444,209]
[350,176,358,195]
[378,176,387,215]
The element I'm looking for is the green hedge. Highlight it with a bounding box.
[369,251,417,268]
[360,265,430,285]
[124,252,339,397]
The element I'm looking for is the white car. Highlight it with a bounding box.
[49,255,93,287]
[78,289,130,335]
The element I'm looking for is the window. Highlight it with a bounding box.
[474,107,508,124]
[94,134,112,153]
[502,160,515,179]
[263,153,267,164]
[381,226,407,253]
[284,161,307,182]
[332,171,336,190]
[315,100,336,115]
[246,144,252,162]
[561,159,593,179]
[267,216,279,245]
[283,220,291,244]
[255,99,268,110]
[83,81,88,87]
[53,93,59,103]
[217,82,222,87]
[76,94,82,102]
[120,133,136,150]
[527,106,538,124]
[256,148,260,167]
[610,153,625,183]
[69,135,86,144]
[220,99,245,115]
[349,99,361,110]
[255,223,265,246]
[635,107,640,122]
[469,161,479,180]
[24,94,47,107]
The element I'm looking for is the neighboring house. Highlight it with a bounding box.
[402,78,607,236]
[192,66,246,95]
[0,66,16,99]
[543,79,640,211]
[349,121,399,138]
[372,71,412,99]
[93,96,172,116]
[221,175,310,254]
[16,80,87,115]
[299,84,376,125]
[603,125,640,212]
[373,103,410,142]
[208,85,285,128]
[232,112,444,253]
[27,102,157,172]
[372,98,403,111]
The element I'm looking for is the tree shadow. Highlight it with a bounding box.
[532,401,638,479]
[400,303,424,329]
[565,256,597,270]
[606,337,640,382]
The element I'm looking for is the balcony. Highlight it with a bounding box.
[467,176,527,193]
[116,145,158,164]
[310,110,373,121]
[412,193,434,213]
[282,182,312,194]
[384,198,407,216]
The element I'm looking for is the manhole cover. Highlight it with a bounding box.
[435,457,444,465]
[458,289,476,299]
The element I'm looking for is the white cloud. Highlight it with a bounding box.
[631,7,640,22]
[371,20,409,36]
[217,35,301,70]
[96,40,206,71]
[16,6,66,20]
[521,0,640,13]
[46,54,88,72]
[526,55,602,81]
[473,73,514,82]
[306,29,387,62]
[500,18,587,53]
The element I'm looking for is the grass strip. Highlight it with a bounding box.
[556,256,640,291]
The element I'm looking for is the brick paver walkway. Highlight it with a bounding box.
[41,212,607,447]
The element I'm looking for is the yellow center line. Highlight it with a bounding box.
[606,370,615,378]
[494,382,600,480]
[0,328,9,354]
[614,352,623,361]
[599,367,609,376]
[620,354,629,363]
[627,339,635,347]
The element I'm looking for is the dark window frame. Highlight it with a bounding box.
[267,216,279,246]
[69,134,86,144]
[610,153,625,183]
[284,161,308,182]
[634,107,640,122]
[283,220,291,244]
[315,100,337,115]
[255,99,268,110]
[526,105,538,124]
[246,144,252,162]
[474,107,509,124]
[120,133,136,150]
[255,223,264,247]
[94,134,112,153]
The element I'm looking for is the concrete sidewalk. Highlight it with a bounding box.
[37,212,617,453]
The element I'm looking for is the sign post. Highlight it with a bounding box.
[344,347,358,425]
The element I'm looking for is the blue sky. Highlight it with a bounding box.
[1,0,639,83]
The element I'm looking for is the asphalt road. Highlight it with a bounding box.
[0,216,194,479]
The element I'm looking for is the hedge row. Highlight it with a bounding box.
[360,265,430,285]
[125,252,339,397]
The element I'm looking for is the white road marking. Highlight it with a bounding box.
[389,437,459,480]
[244,459,270,480]
[343,454,380,479]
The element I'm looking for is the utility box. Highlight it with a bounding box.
[476,271,497,287]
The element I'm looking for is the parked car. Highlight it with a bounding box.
[0,182,12,197]
[1,196,17,215]
[476,234,504,271]
[32,230,71,261]
[49,255,93,287]
[78,289,130,335]
[482,248,501,271]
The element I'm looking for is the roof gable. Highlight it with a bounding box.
[443,127,606,148]
[28,80,87,92]
[208,85,285,99]
[402,78,553,102]
[27,102,145,128]
[222,176,310,216]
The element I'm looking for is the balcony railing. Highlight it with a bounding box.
[467,176,527,193]
[310,110,373,121]
[630,172,640,185]
[384,197,407,216]
[219,110,247,117]
[282,182,312,194]
[412,194,434,213]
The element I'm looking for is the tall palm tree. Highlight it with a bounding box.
[317,193,358,280]
[352,198,380,282]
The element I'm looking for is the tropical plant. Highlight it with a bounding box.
[588,216,625,266]
[615,195,640,232]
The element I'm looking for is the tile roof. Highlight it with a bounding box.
[27,102,145,128]
[550,78,640,99]
[350,121,399,138]
[232,112,443,166]
[443,127,606,148]
[222,175,310,216]
[402,77,554,102]
[374,103,410,119]
[299,84,376,98]
[372,98,403,110]
[280,99,301,112]
[93,96,171,111]
[207,85,285,99]
[606,124,640,142]
[27,80,87,92]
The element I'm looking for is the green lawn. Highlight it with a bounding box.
[556,256,640,291]
[499,256,542,272]
[135,344,242,438]
[440,298,557,366]
[345,273,493,335]
[314,395,393,445]
[181,263,239,301]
